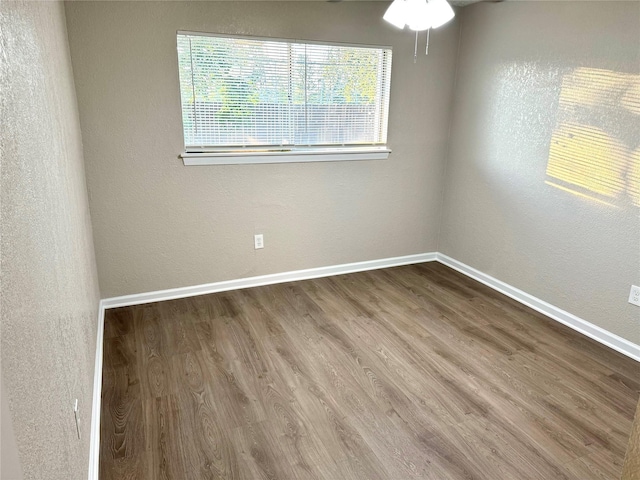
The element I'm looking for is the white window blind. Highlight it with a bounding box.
[177,32,392,152]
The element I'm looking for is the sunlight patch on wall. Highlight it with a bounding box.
[546,67,640,207]
[548,123,626,198]
[629,147,640,206]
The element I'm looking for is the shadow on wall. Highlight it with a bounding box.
[545,67,640,208]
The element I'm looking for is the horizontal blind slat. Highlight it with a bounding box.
[177,33,392,149]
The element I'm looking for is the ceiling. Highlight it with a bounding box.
[449,1,488,6]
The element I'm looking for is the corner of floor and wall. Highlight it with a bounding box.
[1,1,638,479]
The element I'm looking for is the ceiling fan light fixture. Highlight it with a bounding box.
[406,0,433,31]
[383,0,408,29]
[384,0,455,31]
[428,0,455,28]
[383,0,456,59]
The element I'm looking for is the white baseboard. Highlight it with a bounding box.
[88,300,105,480]
[436,253,640,362]
[101,253,438,309]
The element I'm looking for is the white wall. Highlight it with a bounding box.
[440,1,640,343]
[64,1,461,298]
[1,368,23,480]
[0,1,101,477]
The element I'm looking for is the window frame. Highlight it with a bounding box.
[176,31,393,165]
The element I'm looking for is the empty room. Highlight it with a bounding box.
[1,0,639,479]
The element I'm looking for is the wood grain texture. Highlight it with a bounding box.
[622,399,640,480]
[100,263,640,479]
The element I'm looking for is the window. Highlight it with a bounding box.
[176,32,392,164]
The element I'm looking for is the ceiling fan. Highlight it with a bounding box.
[329,0,504,61]
[327,0,504,5]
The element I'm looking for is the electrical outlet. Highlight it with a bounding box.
[629,285,640,307]
[73,399,81,439]
[254,234,264,250]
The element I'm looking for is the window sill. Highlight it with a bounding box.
[180,147,391,165]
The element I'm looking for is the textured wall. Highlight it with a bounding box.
[0,1,101,478]
[439,1,640,343]
[1,368,23,479]
[64,1,460,298]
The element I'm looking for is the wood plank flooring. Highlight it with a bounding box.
[100,263,640,480]
[622,399,640,479]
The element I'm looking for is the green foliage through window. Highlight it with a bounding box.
[177,33,392,149]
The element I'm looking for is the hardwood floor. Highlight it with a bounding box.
[622,399,640,479]
[100,263,640,480]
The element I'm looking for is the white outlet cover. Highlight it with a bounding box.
[254,234,264,250]
[629,285,640,307]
